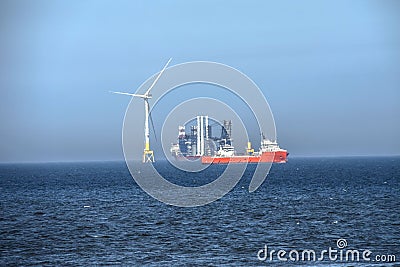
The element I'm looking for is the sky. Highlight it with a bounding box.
[0,0,399,163]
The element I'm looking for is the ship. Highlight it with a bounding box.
[170,115,288,164]
[201,138,288,164]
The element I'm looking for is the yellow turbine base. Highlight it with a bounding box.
[143,150,155,163]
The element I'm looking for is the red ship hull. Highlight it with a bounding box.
[201,151,288,164]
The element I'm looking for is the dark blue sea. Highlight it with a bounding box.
[1,157,399,266]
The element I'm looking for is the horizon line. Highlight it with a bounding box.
[1,154,399,165]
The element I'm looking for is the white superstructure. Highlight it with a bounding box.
[196,115,209,156]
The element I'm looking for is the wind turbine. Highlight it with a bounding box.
[111,58,172,163]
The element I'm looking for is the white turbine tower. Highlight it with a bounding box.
[111,58,172,163]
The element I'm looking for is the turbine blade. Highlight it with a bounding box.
[149,111,157,142]
[144,58,172,96]
[109,91,146,98]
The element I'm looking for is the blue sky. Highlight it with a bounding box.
[0,0,399,162]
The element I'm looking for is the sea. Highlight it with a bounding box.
[1,157,399,266]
